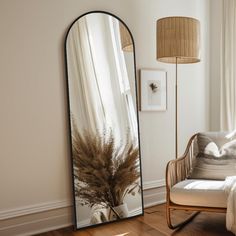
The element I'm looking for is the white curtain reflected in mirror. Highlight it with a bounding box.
[65,12,143,230]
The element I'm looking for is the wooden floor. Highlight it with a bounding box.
[38,204,234,236]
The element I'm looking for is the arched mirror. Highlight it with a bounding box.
[65,11,144,230]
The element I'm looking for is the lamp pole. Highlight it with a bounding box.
[175,57,178,159]
[156,16,200,159]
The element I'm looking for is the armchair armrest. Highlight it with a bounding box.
[166,134,197,193]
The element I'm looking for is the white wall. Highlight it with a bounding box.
[209,0,222,131]
[0,0,210,235]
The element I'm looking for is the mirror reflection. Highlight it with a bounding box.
[65,12,143,229]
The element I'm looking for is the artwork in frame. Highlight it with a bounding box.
[140,69,167,111]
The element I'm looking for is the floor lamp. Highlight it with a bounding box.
[156,17,201,159]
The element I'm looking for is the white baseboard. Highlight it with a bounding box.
[143,192,166,208]
[0,205,73,236]
[143,187,166,208]
[143,179,165,190]
[0,181,166,235]
[0,200,71,220]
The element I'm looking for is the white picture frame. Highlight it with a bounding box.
[140,69,167,111]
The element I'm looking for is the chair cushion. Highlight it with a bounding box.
[189,132,236,180]
[170,179,227,208]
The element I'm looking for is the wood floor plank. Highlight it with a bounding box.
[81,218,165,236]
[37,204,234,236]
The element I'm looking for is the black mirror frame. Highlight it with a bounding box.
[64,10,144,231]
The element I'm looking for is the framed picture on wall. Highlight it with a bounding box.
[140,69,167,111]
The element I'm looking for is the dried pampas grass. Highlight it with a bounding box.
[72,124,140,211]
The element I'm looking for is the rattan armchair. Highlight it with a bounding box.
[166,133,227,229]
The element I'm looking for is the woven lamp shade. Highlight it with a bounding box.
[119,22,133,52]
[156,16,200,64]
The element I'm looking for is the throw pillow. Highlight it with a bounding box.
[189,132,236,180]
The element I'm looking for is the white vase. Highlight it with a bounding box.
[109,203,129,220]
